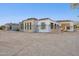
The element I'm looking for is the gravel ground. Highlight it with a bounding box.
[0,31,79,56]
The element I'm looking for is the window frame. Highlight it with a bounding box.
[41,22,46,29]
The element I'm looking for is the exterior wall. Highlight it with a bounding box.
[22,19,38,32]
[51,22,59,32]
[59,22,74,32]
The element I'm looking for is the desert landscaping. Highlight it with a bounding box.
[0,30,79,56]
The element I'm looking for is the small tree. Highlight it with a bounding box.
[71,3,79,20]
[0,26,2,30]
[71,3,79,9]
[0,26,6,30]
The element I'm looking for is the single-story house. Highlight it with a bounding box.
[20,18,75,32]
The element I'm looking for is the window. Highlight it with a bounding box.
[67,26,70,30]
[30,22,32,30]
[50,23,53,29]
[25,23,26,29]
[41,22,46,29]
[27,23,29,30]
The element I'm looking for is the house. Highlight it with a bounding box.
[20,18,75,33]
[21,18,38,32]
[57,20,74,32]
[38,18,59,32]
[4,23,20,31]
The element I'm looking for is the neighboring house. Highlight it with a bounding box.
[21,18,38,32]
[38,18,59,32]
[4,23,20,31]
[57,20,74,32]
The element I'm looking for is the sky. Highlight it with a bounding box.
[0,3,79,25]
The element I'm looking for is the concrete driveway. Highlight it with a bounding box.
[0,31,79,56]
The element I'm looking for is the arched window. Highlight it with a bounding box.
[41,22,46,29]
[25,23,26,29]
[27,23,29,30]
[30,22,32,30]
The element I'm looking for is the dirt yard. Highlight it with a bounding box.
[0,31,79,56]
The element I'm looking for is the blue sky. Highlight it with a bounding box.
[0,3,79,25]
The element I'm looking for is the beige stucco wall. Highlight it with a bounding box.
[23,19,38,32]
